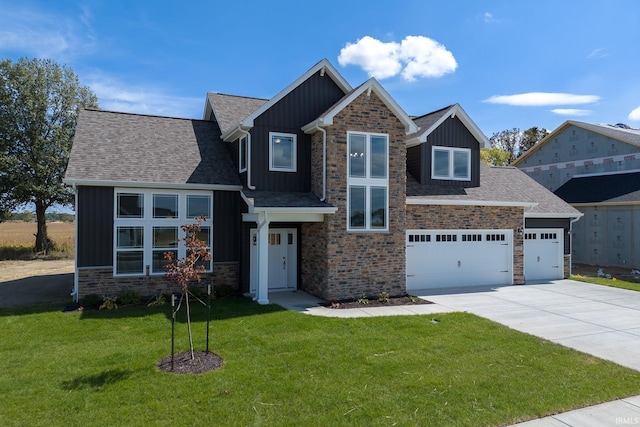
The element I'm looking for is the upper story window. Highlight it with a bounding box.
[239,136,247,173]
[269,132,296,172]
[432,146,471,181]
[347,132,388,232]
[114,189,213,276]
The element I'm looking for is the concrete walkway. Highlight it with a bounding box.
[269,280,640,426]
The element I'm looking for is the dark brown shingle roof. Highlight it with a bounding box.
[207,93,267,135]
[407,163,581,217]
[243,190,334,209]
[65,109,241,187]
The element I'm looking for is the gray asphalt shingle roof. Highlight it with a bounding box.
[243,190,334,209]
[207,93,267,135]
[406,105,453,141]
[407,163,581,216]
[65,109,241,187]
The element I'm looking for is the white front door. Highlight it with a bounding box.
[524,229,564,281]
[250,228,297,292]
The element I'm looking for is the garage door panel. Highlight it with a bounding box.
[407,230,513,291]
[524,229,563,281]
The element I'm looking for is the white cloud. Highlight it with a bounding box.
[629,106,640,121]
[338,35,457,81]
[338,36,401,80]
[551,109,592,116]
[484,92,600,106]
[484,12,494,23]
[586,48,608,59]
[0,6,94,59]
[87,73,201,118]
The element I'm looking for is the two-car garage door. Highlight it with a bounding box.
[406,228,564,291]
[406,229,513,291]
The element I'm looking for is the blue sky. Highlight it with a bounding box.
[1,0,639,138]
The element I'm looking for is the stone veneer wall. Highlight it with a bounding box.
[406,204,526,284]
[76,261,239,300]
[301,91,407,301]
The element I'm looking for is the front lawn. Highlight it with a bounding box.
[572,275,640,292]
[2,299,640,426]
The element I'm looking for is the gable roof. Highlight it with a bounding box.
[554,170,640,204]
[512,120,640,166]
[64,109,241,189]
[302,78,418,134]
[406,163,582,218]
[206,93,267,136]
[221,59,352,141]
[406,104,490,148]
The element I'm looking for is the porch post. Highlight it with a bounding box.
[256,212,270,304]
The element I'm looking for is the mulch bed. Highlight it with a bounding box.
[157,350,224,374]
[323,295,432,309]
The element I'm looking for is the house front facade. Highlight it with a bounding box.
[65,59,580,303]
[513,121,640,269]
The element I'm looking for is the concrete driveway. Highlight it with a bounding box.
[416,279,640,371]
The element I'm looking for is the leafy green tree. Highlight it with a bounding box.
[489,126,549,164]
[0,58,98,251]
[480,147,510,166]
[521,126,549,155]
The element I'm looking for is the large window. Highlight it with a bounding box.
[269,132,296,172]
[432,146,471,181]
[347,132,388,231]
[114,189,213,276]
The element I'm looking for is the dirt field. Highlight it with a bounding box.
[0,259,74,282]
[0,221,74,246]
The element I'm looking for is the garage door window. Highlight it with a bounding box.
[347,132,388,231]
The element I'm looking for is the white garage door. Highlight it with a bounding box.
[524,229,564,281]
[406,229,513,291]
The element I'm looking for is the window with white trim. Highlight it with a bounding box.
[269,132,296,172]
[239,136,247,173]
[114,189,213,276]
[347,132,388,231]
[432,146,471,181]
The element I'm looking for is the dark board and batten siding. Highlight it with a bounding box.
[421,117,481,188]
[77,186,114,267]
[77,186,241,267]
[249,71,347,192]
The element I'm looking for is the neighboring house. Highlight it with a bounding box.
[513,121,640,269]
[64,59,580,303]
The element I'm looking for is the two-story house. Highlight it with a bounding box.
[64,59,580,303]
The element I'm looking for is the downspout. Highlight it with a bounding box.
[568,214,583,277]
[238,127,255,190]
[313,123,327,201]
[71,183,79,301]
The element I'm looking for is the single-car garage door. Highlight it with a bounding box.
[524,228,564,281]
[406,229,513,291]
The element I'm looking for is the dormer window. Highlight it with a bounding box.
[269,132,296,172]
[432,146,470,181]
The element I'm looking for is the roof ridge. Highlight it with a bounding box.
[82,108,211,122]
[208,92,269,101]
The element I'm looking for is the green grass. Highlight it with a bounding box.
[2,299,640,426]
[572,275,640,292]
